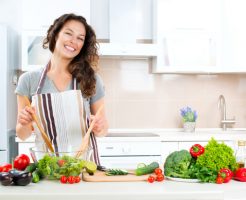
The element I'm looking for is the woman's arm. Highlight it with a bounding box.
[16,95,34,140]
[90,98,109,137]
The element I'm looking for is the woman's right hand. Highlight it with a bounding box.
[17,106,35,126]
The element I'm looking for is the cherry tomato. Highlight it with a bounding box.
[67,176,75,184]
[156,174,164,182]
[60,175,67,184]
[154,168,163,175]
[216,176,224,184]
[147,175,155,183]
[2,163,12,172]
[74,176,81,183]
[58,160,66,167]
[14,154,30,171]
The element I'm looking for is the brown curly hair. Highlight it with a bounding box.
[43,13,99,97]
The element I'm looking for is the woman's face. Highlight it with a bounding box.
[54,20,86,60]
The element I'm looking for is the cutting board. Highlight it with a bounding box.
[82,170,150,182]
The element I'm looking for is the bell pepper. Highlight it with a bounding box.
[218,168,233,183]
[234,168,246,182]
[190,144,205,158]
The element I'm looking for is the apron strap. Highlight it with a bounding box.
[36,62,50,94]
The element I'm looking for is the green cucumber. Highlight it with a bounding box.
[135,162,159,176]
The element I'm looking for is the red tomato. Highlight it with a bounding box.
[156,174,164,182]
[216,176,224,184]
[0,166,3,172]
[58,160,66,167]
[67,176,75,184]
[74,176,81,183]
[147,175,155,183]
[1,163,12,172]
[154,168,163,175]
[14,154,30,170]
[60,175,67,184]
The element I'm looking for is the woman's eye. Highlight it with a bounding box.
[65,32,72,36]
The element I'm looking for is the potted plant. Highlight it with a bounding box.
[180,106,197,132]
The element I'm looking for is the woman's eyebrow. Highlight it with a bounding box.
[64,27,85,37]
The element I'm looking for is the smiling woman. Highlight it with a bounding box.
[15,13,108,165]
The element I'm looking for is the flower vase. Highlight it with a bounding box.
[183,122,196,132]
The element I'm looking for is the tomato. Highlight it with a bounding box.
[156,174,164,182]
[147,175,155,183]
[60,175,67,184]
[14,154,30,171]
[0,166,3,172]
[216,176,224,184]
[67,176,75,184]
[2,163,12,172]
[154,168,163,175]
[74,176,81,183]
[58,160,66,167]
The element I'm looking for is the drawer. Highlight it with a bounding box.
[98,141,161,156]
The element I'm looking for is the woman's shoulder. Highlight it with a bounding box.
[20,67,44,81]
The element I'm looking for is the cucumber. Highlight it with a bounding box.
[135,162,159,176]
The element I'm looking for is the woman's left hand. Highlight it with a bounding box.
[90,114,107,136]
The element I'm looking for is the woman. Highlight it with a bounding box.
[15,13,108,163]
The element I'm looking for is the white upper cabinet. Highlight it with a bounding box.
[91,0,157,57]
[220,0,246,72]
[151,0,223,73]
[22,0,90,30]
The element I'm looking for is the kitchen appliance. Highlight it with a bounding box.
[0,24,18,163]
[97,132,161,169]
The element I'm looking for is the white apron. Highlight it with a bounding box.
[31,64,100,164]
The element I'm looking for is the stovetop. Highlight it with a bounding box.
[106,132,159,137]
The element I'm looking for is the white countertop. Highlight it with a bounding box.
[0,179,245,200]
[16,128,246,143]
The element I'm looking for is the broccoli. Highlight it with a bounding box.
[164,149,193,178]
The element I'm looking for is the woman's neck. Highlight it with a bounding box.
[49,55,71,74]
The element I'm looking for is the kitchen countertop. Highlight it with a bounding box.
[0,179,245,200]
[16,128,246,143]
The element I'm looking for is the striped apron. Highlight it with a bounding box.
[32,64,100,165]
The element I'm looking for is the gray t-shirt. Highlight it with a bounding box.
[15,67,105,115]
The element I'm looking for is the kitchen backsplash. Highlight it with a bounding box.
[98,58,246,129]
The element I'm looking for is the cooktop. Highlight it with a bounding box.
[106,132,159,137]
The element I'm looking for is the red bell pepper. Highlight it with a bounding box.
[190,144,205,158]
[218,168,233,183]
[234,168,246,182]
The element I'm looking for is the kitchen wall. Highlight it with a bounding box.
[98,58,246,129]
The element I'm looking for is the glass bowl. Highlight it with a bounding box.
[29,146,93,163]
[29,146,94,180]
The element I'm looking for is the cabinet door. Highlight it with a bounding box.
[220,0,246,72]
[160,142,179,166]
[22,0,90,30]
[152,0,222,73]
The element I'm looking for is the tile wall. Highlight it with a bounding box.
[98,58,246,129]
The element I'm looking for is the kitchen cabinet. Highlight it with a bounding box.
[151,0,222,74]
[22,0,90,30]
[90,0,157,57]
[219,0,246,72]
